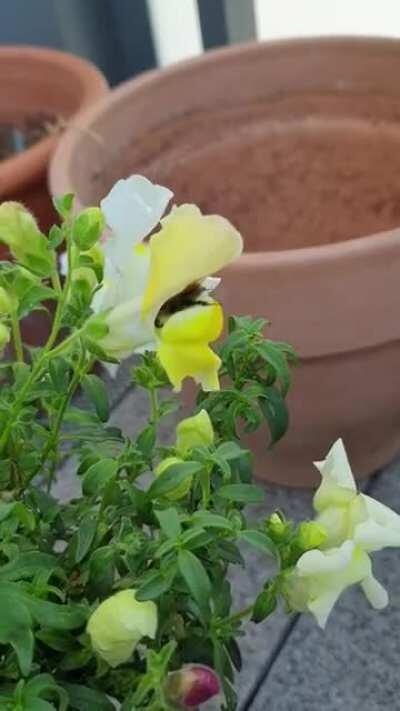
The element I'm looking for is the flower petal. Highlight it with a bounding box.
[308,590,342,629]
[99,296,155,360]
[93,243,150,315]
[100,175,173,245]
[314,439,356,513]
[296,540,355,577]
[142,204,242,317]
[361,574,389,609]
[157,302,223,391]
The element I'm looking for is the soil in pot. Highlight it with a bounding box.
[95,92,400,252]
[0,113,57,161]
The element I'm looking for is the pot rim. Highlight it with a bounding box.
[49,35,400,267]
[0,45,108,197]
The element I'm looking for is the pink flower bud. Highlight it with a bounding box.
[165,664,220,708]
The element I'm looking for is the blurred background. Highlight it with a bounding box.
[3,0,400,82]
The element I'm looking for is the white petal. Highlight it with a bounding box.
[201,276,222,293]
[361,575,389,610]
[363,494,400,530]
[297,540,355,577]
[99,297,155,360]
[354,519,400,552]
[352,494,400,552]
[93,244,151,314]
[314,439,356,490]
[100,175,173,245]
[308,590,341,629]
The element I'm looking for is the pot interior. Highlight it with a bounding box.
[91,91,400,251]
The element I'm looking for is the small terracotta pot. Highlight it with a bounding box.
[50,37,400,486]
[0,46,108,345]
[0,46,108,228]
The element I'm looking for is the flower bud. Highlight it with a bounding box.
[155,456,192,500]
[165,665,220,709]
[0,202,53,275]
[0,323,10,351]
[296,521,327,552]
[266,512,292,542]
[73,207,105,250]
[0,287,12,316]
[176,409,214,455]
[87,589,157,668]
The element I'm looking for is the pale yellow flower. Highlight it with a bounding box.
[176,409,214,455]
[87,589,157,667]
[314,439,400,552]
[284,439,400,628]
[284,540,387,629]
[92,176,242,391]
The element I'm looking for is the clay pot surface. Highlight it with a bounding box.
[0,45,108,230]
[0,46,108,346]
[50,37,400,486]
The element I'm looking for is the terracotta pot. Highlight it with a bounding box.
[0,46,108,345]
[49,37,400,486]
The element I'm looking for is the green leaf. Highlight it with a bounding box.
[36,628,76,652]
[73,517,98,563]
[252,586,277,623]
[48,224,65,249]
[53,193,74,219]
[239,530,276,557]
[136,425,156,457]
[0,552,61,582]
[215,441,245,461]
[155,508,181,539]
[217,483,265,504]
[82,374,109,422]
[0,593,34,675]
[147,461,202,499]
[61,684,114,711]
[135,567,176,602]
[255,340,292,395]
[23,674,68,711]
[0,582,86,630]
[82,458,118,496]
[88,547,115,597]
[191,511,234,531]
[72,208,105,251]
[258,386,289,445]
[178,549,211,619]
[49,358,71,393]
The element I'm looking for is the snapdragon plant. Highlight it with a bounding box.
[0,177,399,711]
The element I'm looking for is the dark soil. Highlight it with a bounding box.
[0,112,55,161]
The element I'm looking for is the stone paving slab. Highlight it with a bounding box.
[247,459,400,711]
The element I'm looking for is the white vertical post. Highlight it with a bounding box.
[254,0,400,41]
[147,0,203,67]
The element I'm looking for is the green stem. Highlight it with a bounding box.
[10,309,23,363]
[45,357,90,493]
[225,604,254,626]
[50,266,62,296]
[149,387,159,425]
[26,344,91,492]
[0,226,76,455]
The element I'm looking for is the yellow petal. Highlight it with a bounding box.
[157,303,223,391]
[142,204,242,317]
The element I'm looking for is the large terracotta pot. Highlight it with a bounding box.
[49,37,400,486]
[0,46,108,346]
